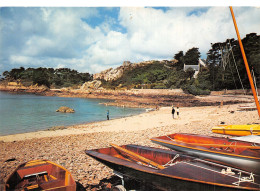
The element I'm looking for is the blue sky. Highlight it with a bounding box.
[1,6,260,75]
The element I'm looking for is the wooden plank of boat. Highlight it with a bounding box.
[110,143,165,169]
[4,160,76,191]
[212,124,260,136]
[151,133,260,175]
[86,144,260,190]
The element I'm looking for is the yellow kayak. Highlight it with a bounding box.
[212,124,260,136]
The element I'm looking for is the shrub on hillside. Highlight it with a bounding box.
[182,84,210,95]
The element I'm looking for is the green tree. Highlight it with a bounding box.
[174,51,184,70]
[8,67,25,80]
[184,47,201,65]
[2,71,10,80]
[206,33,260,90]
[32,68,50,87]
[185,68,195,80]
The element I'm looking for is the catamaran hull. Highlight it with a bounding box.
[151,140,260,175]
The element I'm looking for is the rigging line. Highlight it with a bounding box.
[182,161,259,185]
[226,43,238,89]
[229,39,246,95]
[219,45,227,70]
[251,69,259,99]
[194,158,255,176]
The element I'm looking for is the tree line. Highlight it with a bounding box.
[2,67,92,88]
[206,33,260,91]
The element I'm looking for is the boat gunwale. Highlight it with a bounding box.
[150,134,260,160]
[212,128,260,132]
[150,137,260,160]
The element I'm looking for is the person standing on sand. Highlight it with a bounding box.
[171,105,175,119]
[107,110,109,120]
[176,107,180,118]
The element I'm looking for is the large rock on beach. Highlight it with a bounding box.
[56,106,75,113]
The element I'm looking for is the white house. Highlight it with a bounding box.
[183,59,206,78]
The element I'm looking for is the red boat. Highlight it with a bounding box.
[86,144,260,191]
[151,133,260,175]
[5,160,76,191]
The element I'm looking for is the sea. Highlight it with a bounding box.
[0,91,145,136]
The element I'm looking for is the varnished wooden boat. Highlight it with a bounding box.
[151,133,260,175]
[212,124,260,136]
[86,144,260,191]
[5,160,76,191]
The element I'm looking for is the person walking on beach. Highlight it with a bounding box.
[176,107,180,118]
[107,110,109,120]
[171,105,175,119]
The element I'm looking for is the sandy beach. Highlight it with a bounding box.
[1,103,259,190]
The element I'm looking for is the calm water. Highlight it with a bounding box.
[0,91,145,136]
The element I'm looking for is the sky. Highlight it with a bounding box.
[1,5,260,75]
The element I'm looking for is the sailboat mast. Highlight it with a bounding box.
[229,6,260,118]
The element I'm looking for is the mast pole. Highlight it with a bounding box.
[229,6,260,118]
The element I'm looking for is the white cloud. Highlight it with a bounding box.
[10,55,31,64]
[119,7,260,59]
[1,7,260,75]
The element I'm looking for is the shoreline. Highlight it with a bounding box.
[0,86,254,108]
[0,108,167,142]
[1,103,259,143]
[1,104,260,189]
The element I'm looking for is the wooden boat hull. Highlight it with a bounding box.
[5,160,76,191]
[151,133,260,175]
[212,124,260,136]
[86,144,260,191]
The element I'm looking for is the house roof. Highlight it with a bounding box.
[184,65,199,71]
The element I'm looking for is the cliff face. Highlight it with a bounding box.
[93,61,132,81]
[93,60,176,81]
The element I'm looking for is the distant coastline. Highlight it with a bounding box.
[0,84,254,108]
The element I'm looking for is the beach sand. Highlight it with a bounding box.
[1,104,259,189]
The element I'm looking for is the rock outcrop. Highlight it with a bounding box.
[93,60,177,82]
[56,106,75,113]
[80,80,102,90]
[93,61,132,81]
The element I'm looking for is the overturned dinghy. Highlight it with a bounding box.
[86,144,260,191]
[5,160,76,191]
[151,133,260,175]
